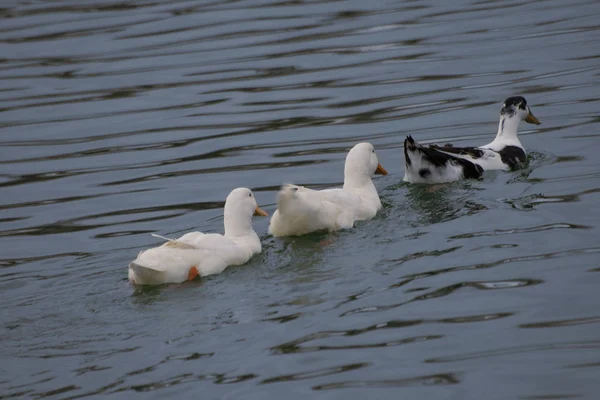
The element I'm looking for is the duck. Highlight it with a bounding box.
[403,96,541,184]
[128,187,268,285]
[403,135,485,183]
[268,142,388,237]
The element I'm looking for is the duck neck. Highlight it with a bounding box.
[343,172,377,197]
[494,115,522,144]
[224,208,253,238]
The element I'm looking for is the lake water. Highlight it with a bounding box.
[2,0,600,398]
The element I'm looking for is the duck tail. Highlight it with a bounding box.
[151,233,174,242]
[151,233,197,249]
[129,261,165,285]
[404,135,420,167]
[276,184,301,213]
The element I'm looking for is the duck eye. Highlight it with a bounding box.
[372,149,375,153]
[249,193,252,197]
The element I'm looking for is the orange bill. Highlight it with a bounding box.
[525,111,541,125]
[188,266,199,281]
[254,206,268,217]
[375,163,388,176]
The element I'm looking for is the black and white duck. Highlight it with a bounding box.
[403,96,541,184]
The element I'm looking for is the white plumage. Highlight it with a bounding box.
[128,187,267,285]
[268,142,388,237]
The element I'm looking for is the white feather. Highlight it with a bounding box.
[269,143,386,237]
[128,188,265,285]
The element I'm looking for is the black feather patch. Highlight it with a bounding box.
[405,136,483,180]
[501,96,527,117]
[430,144,485,159]
[498,145,526,170]
[504,96,527,108]
[457,158,484,179]
[404,135,416,166]
[415,144,459,168]
[405,135,453,168]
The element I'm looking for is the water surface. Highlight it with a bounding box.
[1,0,600,398]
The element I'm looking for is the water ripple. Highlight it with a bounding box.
[449,223,592,240]
[260,362,368,384]
[313,372,461,390]
[342,280,541,316]
[426,341,600,364]
[1,0,600,397]
[520,316,600,329]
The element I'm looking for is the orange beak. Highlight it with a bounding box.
[525,111,541,125]
[254,206,268,217]
[375,163,388,176]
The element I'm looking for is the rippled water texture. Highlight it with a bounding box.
[2,0,600,398]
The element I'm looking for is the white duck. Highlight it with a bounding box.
[403,96,541,184]
[128,187,268,285]
[268,142,388,237]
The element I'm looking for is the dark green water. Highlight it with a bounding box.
[1,0,600,398]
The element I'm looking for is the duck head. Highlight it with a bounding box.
[500,96,540,125]
[496,96,541,141]
[343,142,388,189]
[224,187,267,236]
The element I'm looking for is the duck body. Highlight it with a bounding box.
[128,188,267,285]
[268,143,387,237]
[427,136,526,171]
[403,96,541,184]
[403,135,484,184]
[268,184,379,237]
